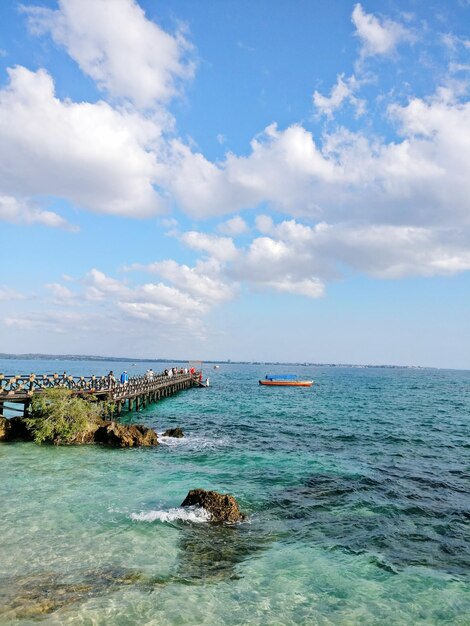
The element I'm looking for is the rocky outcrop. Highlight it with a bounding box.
[162,427,184,438]
[0,416,6,440]
[93,421,158,447]
[0,416,34,442]
[181,489,245,523]
[0,417,158,447]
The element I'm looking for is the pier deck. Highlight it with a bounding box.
[0,370,200,416]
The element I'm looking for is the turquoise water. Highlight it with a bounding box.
[0,359,469,624]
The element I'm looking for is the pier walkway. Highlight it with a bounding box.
[0,370,200,416]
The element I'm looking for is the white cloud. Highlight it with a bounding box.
[0,195,75,229]
[116,302,202,336]
[243,218,470,281]
[6,262,219,339]
[229,234,325,298]
[5,310,96,333]
[85,269,132,300]
[162,124,337,218]
[159,86,470,235]
[0,66,166,219]
[441,33,470,52]
[180,231,238,262]
[23,0,195,107]
[45,283,75,301]
[132,259,236,304]
[352,3,412,58]
[82,263,233,332]
[138,282,204,312]
[265,277,325,299]
[0,287,26,302]
[218,215,248,236]
[313,74,365,119]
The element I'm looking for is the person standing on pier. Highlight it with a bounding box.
[120,371,129,385]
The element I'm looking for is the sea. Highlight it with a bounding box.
[0,358,469,625]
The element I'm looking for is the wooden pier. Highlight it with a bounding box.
[0,370,201,417]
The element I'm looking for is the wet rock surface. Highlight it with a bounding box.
[92,421,159,447]
[181,489,245,523]
[162,427,184,438]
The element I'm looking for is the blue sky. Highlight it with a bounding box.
[0,0,469,367]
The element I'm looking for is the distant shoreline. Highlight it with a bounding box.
[0,353,436,370]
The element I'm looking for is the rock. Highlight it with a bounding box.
[162,427,184,438]
[0,416,34,442]
[93,421,158,447]
[0,416,158,447]
[70,421,101,445]
[181,489,245,523]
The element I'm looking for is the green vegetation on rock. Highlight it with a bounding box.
[25,389,114,444]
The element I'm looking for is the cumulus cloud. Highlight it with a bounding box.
[6,261,221,339]
[352,3,413,58]
[45,283,75,302]
[162,124,337,218]
[0,195,75,229]
[249,218,470,280]
[85,269,131,300]
[23,0,195,107]
[0,66,166,220]
[83,262,231,328]
[130,259,236,304]
[180,231,238,262]
[313,74,366,119]
[159,86,470,235]
[3,0,469,317]
[218,215,248,236]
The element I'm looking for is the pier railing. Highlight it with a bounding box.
[0,371,199,402]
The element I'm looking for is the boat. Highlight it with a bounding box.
[259,375,313,387]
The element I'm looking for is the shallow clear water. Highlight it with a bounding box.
[0,359,469,624]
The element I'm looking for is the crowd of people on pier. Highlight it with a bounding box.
[163,366,193,378]
[105,366,197,388]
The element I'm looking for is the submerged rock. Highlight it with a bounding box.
[162,427,184,438]
[181,489,245,523]
[0,567,141,620]
[93,421,159,447]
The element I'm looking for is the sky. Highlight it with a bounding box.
[0,0,469,368]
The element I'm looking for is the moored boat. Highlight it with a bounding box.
[259,375,313,387]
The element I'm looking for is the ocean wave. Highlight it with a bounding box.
[130,506,211,523]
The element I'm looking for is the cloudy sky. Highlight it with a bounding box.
[0,0,469,367]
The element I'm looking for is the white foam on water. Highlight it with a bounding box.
[158,434,230,451]
[130,505,211,524]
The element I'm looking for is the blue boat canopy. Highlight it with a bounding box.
[265,374,297,381]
